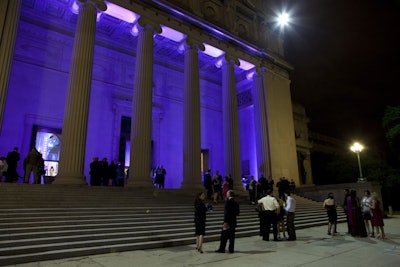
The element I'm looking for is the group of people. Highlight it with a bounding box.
[244,175,296,205]
[89,157,125,186]
[203,170,234,204]
[322,189,385,239]
[194,189,240,254]
[194,186,297,254]
[257,189,297,241]
[0,147,45,184]
[152,166,167,189]
[0,147,21,183]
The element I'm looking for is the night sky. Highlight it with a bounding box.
[279,0,400,155]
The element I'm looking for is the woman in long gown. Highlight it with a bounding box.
[346,190,367,237]
[371,194,385,239]
[194,192,208,253]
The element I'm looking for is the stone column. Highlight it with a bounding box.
[181,39,205,189]
[0,0,21,133]
[221,55,242,191]
[55,0,106,184]
[252,68,270,178]
[127,19,161,187]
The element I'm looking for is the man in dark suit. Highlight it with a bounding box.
[203,169,212,200]
[215,190,240,253]
[6,147,20,182]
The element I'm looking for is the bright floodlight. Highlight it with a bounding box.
[350,142,363,153]
[277,12,290,26]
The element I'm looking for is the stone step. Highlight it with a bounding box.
[0,184,347,266]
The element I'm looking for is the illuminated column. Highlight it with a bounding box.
[128,19,161,187]
[221,55,242,191]
[0,0,21,133]
[181,39,205,189]
[252,67,270,178]
[56,0,106,184]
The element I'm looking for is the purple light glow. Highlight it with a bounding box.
[159,25,186,42]
[238,59,255,71]
[70,1,139,23]
[246,70,256,80]
[105,1,138,23]
[203,43,225,58]
[130,24,139,36]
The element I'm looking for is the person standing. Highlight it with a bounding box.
[248,176,257,204]
[24,148,41,184]
[0,156,8,182]
[323,192,337,235]
[370,193,385,239]
[108,160,118,186]
[343,189,351,234]
[212,171,222,204]
[285,191,297,241]
[266,175,274,192]
[347,190,367,237]
[257,174,267,198]
[361,190,374,237]
[258,189,280,241]
[89,157,101,186]
[277,197,287,240]
[222,177,230,199]
[278,177,290,201]
[6,147,20,182]
[226,174,233,190]
[159,165,167,189]
[203,170,212,200]
[100,157,109,186]
[194,192,208,253]
[215,190,240,253]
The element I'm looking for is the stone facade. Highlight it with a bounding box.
[0,0,301,189]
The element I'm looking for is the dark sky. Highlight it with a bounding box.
[280,0,400,155]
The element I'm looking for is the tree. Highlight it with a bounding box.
[382,105,400,162]
[381,105,400,210]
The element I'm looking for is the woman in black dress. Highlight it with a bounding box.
[194,192,208,253]
[323,192,337,235]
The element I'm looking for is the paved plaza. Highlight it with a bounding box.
[11,215,400,267]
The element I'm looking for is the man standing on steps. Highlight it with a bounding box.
[24,148,41,184]
[215,190,240,253]
[6,147,20,182]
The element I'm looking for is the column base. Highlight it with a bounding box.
[181,181,204,191]
[53,175,87,185]
[125,177,153,188]
[233,183,246,193]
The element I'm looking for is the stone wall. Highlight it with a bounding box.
[295,182,383,210]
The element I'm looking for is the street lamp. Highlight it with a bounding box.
[350,142,366,182]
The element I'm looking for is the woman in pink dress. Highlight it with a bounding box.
[370,194,385,239]
[222,177,230,199]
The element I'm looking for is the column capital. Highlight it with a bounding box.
[137,17,162,34]
[253,66,262,76]
[183,38,205,52]
[77,0,107,11]
[223,54,240,66]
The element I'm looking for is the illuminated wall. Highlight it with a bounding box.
[0,0,299,188]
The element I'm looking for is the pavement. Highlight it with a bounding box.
[10,215,400,267]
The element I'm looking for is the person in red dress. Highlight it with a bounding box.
[370,193,385,239]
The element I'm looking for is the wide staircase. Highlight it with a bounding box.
[0,184,346,266]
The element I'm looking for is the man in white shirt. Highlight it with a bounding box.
[285,191,296,241]
[258,189,280,241]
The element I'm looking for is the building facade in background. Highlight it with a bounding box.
[0,0,300,189]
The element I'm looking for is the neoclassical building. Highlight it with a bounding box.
[0,0,301,189]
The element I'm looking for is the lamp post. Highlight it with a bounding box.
[350,142,365,182]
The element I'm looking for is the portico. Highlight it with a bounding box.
[0,0,300,190]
